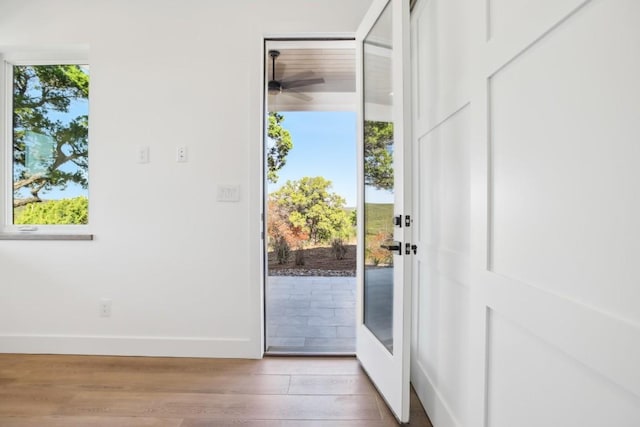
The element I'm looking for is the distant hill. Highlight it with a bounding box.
[364,203,393,236]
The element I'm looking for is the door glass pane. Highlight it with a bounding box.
[363,2,394,354]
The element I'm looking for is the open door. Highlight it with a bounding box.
[356,0,411,423]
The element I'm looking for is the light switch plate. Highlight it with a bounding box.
[217,185,240,202]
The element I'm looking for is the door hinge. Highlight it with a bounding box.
[393,215,403,227]
[405,215,411,227]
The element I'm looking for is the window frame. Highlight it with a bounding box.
[1,49,92,239]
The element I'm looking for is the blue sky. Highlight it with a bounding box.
[268,111,358,207]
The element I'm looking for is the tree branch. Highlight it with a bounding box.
[14,197,41,208]
[30,182,46,198]
[13,175,44,191]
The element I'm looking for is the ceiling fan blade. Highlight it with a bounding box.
[281,78,325,90]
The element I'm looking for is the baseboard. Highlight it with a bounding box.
[0,334,260,358]
[411,358,462,427]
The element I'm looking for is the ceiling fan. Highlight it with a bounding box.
[267,50,325,101]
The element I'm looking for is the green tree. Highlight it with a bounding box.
[13,65,89,211]
[270,176,352,244]
[349,209,357,226]
[266,112,293,184]
[364,120,394,191]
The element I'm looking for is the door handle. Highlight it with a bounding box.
[381,242,402,255]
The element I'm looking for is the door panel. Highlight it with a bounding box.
[356,0,411,422]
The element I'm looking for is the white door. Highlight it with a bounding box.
[408,0,475,425]
[355,0,411,422]
[407,0,640,426]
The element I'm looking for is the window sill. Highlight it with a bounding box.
[0,233,93,241]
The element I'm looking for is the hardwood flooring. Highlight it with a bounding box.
[0,354,432,426]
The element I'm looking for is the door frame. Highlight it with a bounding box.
[260,37,358,355]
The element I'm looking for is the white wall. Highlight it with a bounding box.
[0,0,372,358]
[411,0,640,426]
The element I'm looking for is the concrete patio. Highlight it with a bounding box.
[266,275,356,353]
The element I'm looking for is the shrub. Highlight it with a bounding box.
[294,244,306,266]
[331,238,348,260]
[267,199,308,261]
[15,197,88,225]
[272,236,291,264]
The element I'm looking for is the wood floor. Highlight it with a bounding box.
[0,354,433,426]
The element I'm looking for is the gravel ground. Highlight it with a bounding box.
[267,244,357,277]
[268,268,355,277]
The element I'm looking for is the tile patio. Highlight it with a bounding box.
[266,275,356,353]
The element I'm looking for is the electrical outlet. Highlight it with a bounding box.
[177,146,188,162]
[137,146,149,163]
[100,299,112,317]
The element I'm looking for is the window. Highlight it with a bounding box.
[2,54,90,235]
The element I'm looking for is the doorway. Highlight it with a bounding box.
[263,40,358,354]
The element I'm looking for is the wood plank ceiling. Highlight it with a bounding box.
[266,46,356,112]
[269,48,356,93]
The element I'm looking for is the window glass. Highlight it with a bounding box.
[363,2,395,354]
[11,64,89,225]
